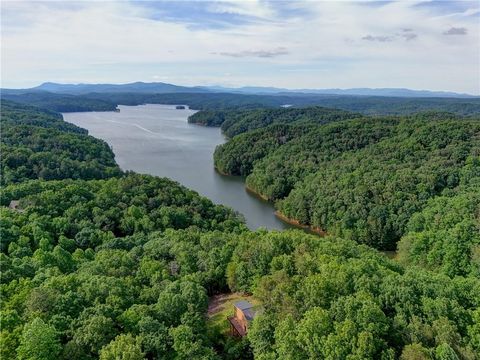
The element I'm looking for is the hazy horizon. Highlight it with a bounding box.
[2,1,479,94]
[3,80,479,96]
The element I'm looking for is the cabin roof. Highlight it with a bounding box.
[234,300,253,311]
[242,308,255,321]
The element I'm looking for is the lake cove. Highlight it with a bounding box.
[64,104,293,230]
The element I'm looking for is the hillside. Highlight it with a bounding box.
[189,97,480,130]
[1,100,479,359]
[189,106,362,138]
[227,231,480,359]
[1,92,117,112]
[0,100,121,185]
[214,111,480,253]
[0,101,247,359]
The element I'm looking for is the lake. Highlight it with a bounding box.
[64,104,292,230]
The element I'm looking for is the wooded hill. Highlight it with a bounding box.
[1,100,121,185]
[214,110,480,262]
[189,106,362,138]
[1,100,479,359]
[1,93,118,112]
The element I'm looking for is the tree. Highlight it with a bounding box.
[17,318,61,360]
[435,343,460,360]
[248,314,276,359]
[399,344,432,360]
[170,325,218,360]
[99,334,145,360]
[72,315,116,355]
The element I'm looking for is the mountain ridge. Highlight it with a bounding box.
[2,81,477,98]
[202,85,477,98]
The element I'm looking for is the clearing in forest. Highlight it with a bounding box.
[207,293,259,337]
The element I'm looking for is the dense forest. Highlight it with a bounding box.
[1,101,121,185]
[3,90,480,115]
[214,111,480,252]
[188,99,480,127]
[397,178,480,277]
[227,231,480,359]
[189,106,361,138]
[2,180,479,359]
[2,93,118,112]
[0,175,246,360]
[1,100,480,359]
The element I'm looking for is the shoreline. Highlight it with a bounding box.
[214,167,237,177]
[274,211,327,236]
[213,166,397,256]
[244,181,327,237]
[245,184,270,201]
[244,180,327,236]
[213,160,328,237]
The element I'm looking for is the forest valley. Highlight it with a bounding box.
[1,96,479,360]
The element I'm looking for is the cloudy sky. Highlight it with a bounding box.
[2,0,479,94]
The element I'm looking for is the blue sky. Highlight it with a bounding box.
[2,0,479,94]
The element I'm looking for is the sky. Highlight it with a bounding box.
[1,0,479,94]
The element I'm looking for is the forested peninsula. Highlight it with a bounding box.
[213,108,480,259]
[1,99,479,360]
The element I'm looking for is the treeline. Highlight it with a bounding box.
[214,124,315,176]
[189,106,361,138]
[214,111,480,253]
[1,100,86,133]
[1,100,121,185]
[275,118,480,251]
[2,92,117,112]
[189,98,480,128]
[3,90,480,115]
[215,117,397,178]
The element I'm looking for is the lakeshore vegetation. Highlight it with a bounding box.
[1,99,479,359]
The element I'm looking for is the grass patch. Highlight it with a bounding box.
[206,292,259,338]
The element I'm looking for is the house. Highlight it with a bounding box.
[227,300,257,337]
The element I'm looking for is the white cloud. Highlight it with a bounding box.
[1,0,479,94]
[206,0,276,19]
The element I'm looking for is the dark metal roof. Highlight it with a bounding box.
[234,300,253,311]
[243,308,255,321]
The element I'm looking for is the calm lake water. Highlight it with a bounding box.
[64,104,292,230]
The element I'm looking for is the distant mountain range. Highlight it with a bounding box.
[2,81,477,98]
[202,85,477,98]
[27,81,209,94]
